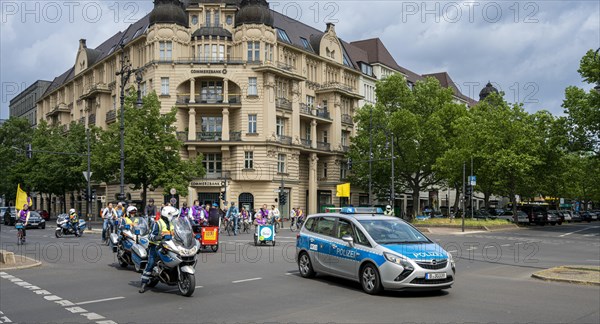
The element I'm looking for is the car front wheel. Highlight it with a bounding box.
[360,263,383,295]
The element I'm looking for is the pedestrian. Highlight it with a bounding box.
[226,201,239,235]
[18,203,31,241]
[208,203,220,227]
[191,200,202,224]
[144,198,156,221]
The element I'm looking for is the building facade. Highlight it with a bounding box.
[9,80,51,127]
[34,0,481,217]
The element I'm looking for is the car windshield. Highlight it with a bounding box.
[131,217,149,236]
[172,217,195,249]
[358,219,431,244]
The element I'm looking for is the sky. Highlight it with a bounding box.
[1,0,599,120]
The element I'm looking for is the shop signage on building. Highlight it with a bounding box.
[191,69,227,74]
[190,180,222,187]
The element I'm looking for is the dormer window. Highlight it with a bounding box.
[276,28,291,43]
[191,15,198,25]
[300,37,313,51]
[360,63,373,76]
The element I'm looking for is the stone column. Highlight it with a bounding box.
[310,120,317,149]
[188,108,196,141]
[222,107,230,141]
[189,78,196,103]
[223,78,229,103]
[308,153,319,214]
[291,80,300,144]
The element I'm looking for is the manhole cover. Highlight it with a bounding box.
[554,270,588,275]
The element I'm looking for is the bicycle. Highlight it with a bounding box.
[102,218,115,245]
[269,216,281,233]
[16,222,26,245]
[242,218,251,234]
[290,217,304,232]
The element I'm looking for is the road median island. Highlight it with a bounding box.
[0,249,42,270]
[412,219,519,232]
[532,265,600,286]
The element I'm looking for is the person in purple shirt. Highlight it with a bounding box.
[19,203,31,240]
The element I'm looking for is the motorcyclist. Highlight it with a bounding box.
[68,208,80,236]
[139,205,177,293]
[384,205,394,216]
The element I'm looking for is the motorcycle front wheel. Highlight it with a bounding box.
[178,273,195,297]
[55,229,63,238]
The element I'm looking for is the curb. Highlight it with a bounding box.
[531,273,600,286]
[0,256,42,271]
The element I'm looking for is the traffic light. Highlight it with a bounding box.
[91,189,96,200]
[279,192,287,205]
[26,144,32,159]
[82,189,88,201]
[465,185,472,197]
[347,157,352,170]
[219,190,226,202]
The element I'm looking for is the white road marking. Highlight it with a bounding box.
[232,277,262,284]
[447,250,458,253]
[559,226,598,237]
[501,244,511,247]
[76,297,125,305]
[466,247,477,251]
[0,272,116,324]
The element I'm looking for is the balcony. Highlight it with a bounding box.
[301,138,312,147]
[80,83,111,99]
[79,117,85,124]
[45,103,70,118]
[196,132,222,141]
[274,135,292,145]
[342,114,353,125]
[342,145,349,152]
[173,57,245,65]
[229,131,242,141]
[276,97,292,111]
[176,131,187,142]
[315,109,330,119]
[300,103,312,115]
[176,94,241,106]
[317,141,330,151]
[252,60,305,81]
[88,114,96,125]
[106,110,117,123]
[316,81,362,99]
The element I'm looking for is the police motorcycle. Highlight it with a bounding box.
[110,211,150,271]
[140,213,201,297]
[55,210,86,238]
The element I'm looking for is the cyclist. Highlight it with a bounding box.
[101,202,116,241]
[18,203,31,242]
[226,201,239,235]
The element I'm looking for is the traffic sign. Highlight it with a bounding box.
[82,171,93,181]
[170,188,177,195]
[469,176,476,186]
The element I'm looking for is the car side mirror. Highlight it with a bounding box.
[342,234,354,247]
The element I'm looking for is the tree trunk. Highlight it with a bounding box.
[484,191,490,209]
[411,185,420,220]
[511,189,518,223]
[453,183,461,215]
[48,193,52,218]
[142,183,147,215]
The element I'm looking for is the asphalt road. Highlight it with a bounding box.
[1,221,599,324]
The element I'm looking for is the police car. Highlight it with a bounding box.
[296,207,455,294]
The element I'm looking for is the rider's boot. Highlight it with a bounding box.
[139,282,147,293]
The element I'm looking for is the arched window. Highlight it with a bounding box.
[238,193,254,212]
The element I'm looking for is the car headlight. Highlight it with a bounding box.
[383,252,414,270]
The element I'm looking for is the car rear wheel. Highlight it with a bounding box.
[298,252,316,278]
[360,263,383,295]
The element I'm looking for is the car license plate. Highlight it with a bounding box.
[426,273,447,280]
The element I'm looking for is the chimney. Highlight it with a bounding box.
[79,39,87,48]
[326,23,335,33]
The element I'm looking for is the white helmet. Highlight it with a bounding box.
[69,208,76,217]
[161,206,179,221]
[386,205,392,210]
[126,206,137,216]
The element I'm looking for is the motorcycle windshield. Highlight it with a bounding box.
[131,217,149,236]
[172,217,195,249]
[56,214,67,223]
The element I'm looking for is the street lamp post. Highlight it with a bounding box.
[594,48,600,94]
[115,42,142,202]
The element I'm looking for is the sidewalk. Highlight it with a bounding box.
[532,265,600,286]
[0,250,42,271]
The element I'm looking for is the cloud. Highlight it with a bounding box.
[1,0,599,119]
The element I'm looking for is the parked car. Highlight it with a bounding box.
[578,211,593,222]
[546,210,562,225]
[568,210,581,222]
[37,210,50,221]
[2,207,17,225]
[497,210,529,223]
[488,208,505,217]
[23,211,46,229]
[559,210,572,222]
[465,209,495,220]
[518,205,548,225]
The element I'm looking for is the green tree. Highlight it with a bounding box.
[562,49,600,155]
[349,74,466,217]
[92,91,205,210]
[0,117,33,203]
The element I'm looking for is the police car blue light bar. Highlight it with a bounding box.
[340,207,383,214]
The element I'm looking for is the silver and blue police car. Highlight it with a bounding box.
[296,207,455,294]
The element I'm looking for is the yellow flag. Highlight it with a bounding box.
[336,183,350,198]
[16,184,28,210]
